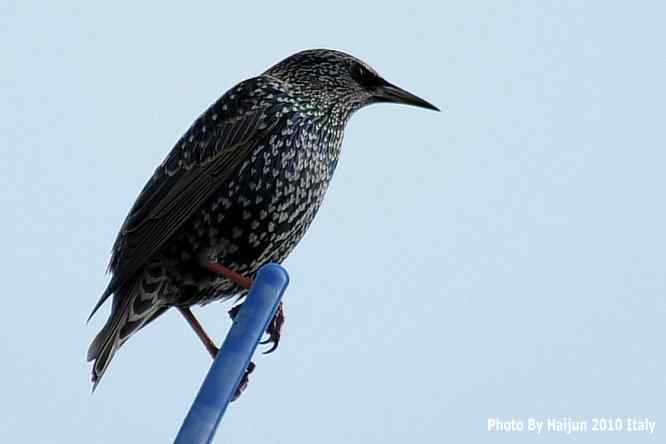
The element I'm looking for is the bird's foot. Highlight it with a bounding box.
[232,361,256,401]
[228,301,285,354]
[228,303,242,320]
[260,302,284,354]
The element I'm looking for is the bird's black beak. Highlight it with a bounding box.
[373,81,440,111]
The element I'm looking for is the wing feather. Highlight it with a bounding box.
[88,90,282,320]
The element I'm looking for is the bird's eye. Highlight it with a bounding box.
[350,62,381,88]
[350,63,369,83]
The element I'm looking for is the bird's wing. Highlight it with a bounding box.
[89,91,282,320]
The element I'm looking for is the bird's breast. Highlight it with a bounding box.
[166,116,344,300]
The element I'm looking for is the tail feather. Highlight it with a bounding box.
[87,300,127,391]
[87,276,168,390]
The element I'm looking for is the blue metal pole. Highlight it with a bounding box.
[174,263,289,444]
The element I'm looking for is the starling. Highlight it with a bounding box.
[87,48,439,393]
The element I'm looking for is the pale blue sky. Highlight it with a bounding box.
[1,1,665,443]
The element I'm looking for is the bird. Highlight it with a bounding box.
[87,48,439,396]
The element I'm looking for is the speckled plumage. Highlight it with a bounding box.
[87,49,438,388]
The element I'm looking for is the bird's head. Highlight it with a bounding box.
[263,49,439,115]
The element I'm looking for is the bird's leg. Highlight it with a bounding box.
[206,262,253,289]
[179,305,252,401]
[177,307,219,358]
[206,261,284,399]
[209,261,288,351]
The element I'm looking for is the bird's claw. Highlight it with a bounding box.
[228,304,242,320]
[261,302,285,354]
[228,301,284,354]
[232,361,255,401]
